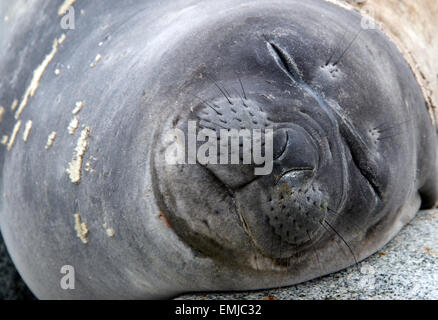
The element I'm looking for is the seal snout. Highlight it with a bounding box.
[233,123,329,259]
[272,125,319,187]
[264,124,326,251]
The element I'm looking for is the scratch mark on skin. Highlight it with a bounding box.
[103,222,115,237]
[106,228,115,237]
[58,33,66,44]
[58,0,77,16]
[22,120,33,142]
[45,131,57,150]
[67,127,91,184]
[84,161,95,173]
[90,54,102,68]
[15,38,59,119]
[0,106,4,123]
[85,155,98,173]
[72,101,84,115]
[74,213,89,244]
[1,135,8,145]
[68,116,79,135]
[10,99,18,111]
[7,121,21,151]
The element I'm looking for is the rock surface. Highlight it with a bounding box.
[177,209,438,300]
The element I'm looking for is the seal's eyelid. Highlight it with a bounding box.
[265,41,304,84]
[327,104,382,198]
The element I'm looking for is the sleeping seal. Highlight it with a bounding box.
[0,0,437,299]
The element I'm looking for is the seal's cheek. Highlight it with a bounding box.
[153,139,257,264]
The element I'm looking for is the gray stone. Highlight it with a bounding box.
[177,209,438,300]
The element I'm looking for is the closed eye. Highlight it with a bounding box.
[324,101,383,200]
[326,112,383,200]
[334,113,383,201]
[343,132,383,200]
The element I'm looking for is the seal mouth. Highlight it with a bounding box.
[275,168,315,186]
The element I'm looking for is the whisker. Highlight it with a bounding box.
[326,207,362,232]
[254,252,260,272]
[319,220,350,261]
[326,29,349,66]
[233,87,246,105]
[189,93,223,116]
[237,74,248,100]
[307,230,323,275]
[377,131,404,141]
[322,220,360,272]
[206,74,233,105]
[377,127,404,135]
[374,117,414,132]
[333,29,363,66]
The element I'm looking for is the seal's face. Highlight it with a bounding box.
[149,0,438,290]
[152,0,435,278]
[159,54,385,263]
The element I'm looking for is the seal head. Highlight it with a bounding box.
[153,0,438,287]
[1,0,437,299]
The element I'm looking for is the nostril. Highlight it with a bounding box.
[273,125,318,187]
[276,168,314,188]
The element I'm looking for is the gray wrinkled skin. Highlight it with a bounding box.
[0,0,437,299]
